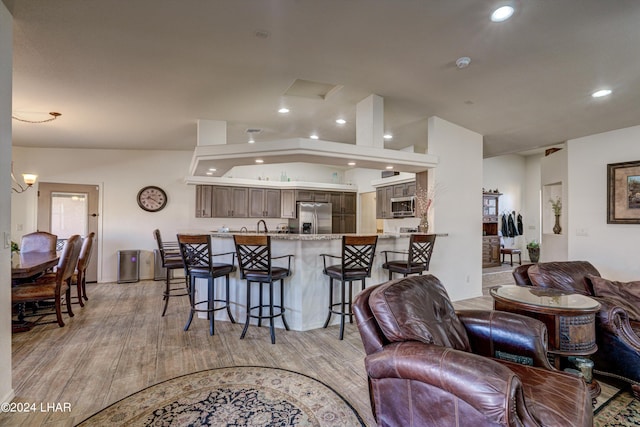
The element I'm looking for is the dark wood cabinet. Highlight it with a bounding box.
[482,192,502,267]
[330,192,357,233]
[195,185,213,218]
[248,188,281,218]
[295,190,330,202]
[376,186,394,219]
[280,189,296,219]
[376,181,416,219]
[213,186,248,218]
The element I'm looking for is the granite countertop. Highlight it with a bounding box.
[209,232,446,240]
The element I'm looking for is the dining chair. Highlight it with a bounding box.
[234,235,293,344]
[154,229,189,316]
[177,234,236,335]
[12,234,82,327]
[320,235,378,340]
[73,232,95,306]
[20,231,57,253]
[381,233,436,280]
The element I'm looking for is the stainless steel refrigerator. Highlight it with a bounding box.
[289,202,332,234]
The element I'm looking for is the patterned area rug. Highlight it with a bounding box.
[76,366,364,426]
[594,389,640,426]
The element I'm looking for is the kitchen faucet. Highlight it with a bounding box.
[239,226,248,233]
[256,219,268,233]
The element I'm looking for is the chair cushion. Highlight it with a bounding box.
[189,263,236,278]
[12,282,69,302]
[382,261,425,274]
[527,261,600,295]
[368,275,471,351]
[588,275,640,322]
[324,265,369,280]
[244,267,290,282]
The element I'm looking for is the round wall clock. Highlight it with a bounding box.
[137,186,167,212]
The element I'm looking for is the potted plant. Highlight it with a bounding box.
[526,240,540,263]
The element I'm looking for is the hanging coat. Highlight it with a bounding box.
[507,213,518,237]
[517,213,523,235]
[501,214,509,237]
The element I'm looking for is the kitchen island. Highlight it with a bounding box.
[196,233,419,332]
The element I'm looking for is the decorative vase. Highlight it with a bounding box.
[528,248,540,263]
[418,215,429,233]
[553,214,562,234]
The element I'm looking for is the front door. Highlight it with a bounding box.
[37,183,99,282]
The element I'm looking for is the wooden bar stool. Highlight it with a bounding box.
[234,235,293,344]
[154,229,189,317]
[381,234,436,280]
[320,235,378,340]
[177,234,236,335]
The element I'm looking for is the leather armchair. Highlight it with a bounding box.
[513,261,640,398]
[353,275,592,426]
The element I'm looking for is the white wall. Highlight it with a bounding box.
[567,125,640,280]
[540,148,568,261]
[12,147,195,283]
[483,154,526,251]
[427,116,483,301]
[1,0,14,404]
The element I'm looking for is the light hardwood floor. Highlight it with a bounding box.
[3,270,615,426]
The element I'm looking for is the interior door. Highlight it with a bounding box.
[37,183,99,282]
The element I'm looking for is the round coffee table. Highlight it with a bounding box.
[490,285,601,403]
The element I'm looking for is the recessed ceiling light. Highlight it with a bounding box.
[278,107,290,114]
[383,134,393,140]
[348,162,356,166]
[336,118,346,125]
[206,172,213,176]
[208,168,217,172]
[385,166,394,170]
[592,89,612,98]
[455,56,471,69]
[248,138,255,144]
[255,159,264,164]
[491,5,514,22]
[310,134,319,140]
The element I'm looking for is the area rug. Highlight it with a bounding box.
[594,388,640,426]
[76,366,365,426]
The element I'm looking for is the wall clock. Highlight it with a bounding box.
[137,186,167,212]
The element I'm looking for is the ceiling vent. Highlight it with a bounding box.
[246,128,262,134]
[283,79,343,100]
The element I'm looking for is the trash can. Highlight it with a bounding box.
[117,250,140,283]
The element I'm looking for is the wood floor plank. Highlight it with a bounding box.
[2,271,617,427]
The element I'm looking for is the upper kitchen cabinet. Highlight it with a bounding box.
[195,185,213,218]
[295,190,330,203]
[330,192,356,215]
[213,186,248,218]
[392,181,416,198]
[376,186,394,219]
[248,188,281,218]
[281,189,296,219]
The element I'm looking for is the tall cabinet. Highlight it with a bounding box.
[482,192,502,268]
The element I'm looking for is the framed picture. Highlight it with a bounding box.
[607,160,640,224]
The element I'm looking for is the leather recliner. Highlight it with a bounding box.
[353,275,592,427]
[513,261,640,398]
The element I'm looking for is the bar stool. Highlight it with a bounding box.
[320,235,378,340]
[177,234,236,335]
[381,234,436,280]
[233,235,293,344]
[154,229,189,316]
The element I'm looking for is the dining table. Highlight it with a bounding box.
[11,251,60,332]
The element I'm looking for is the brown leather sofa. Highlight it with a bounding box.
[513,261,640,398]
[353,275,592,426]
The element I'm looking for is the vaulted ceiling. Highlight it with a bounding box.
[5,0,640,158]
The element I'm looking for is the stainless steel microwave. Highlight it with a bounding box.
[390,196,416,218]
